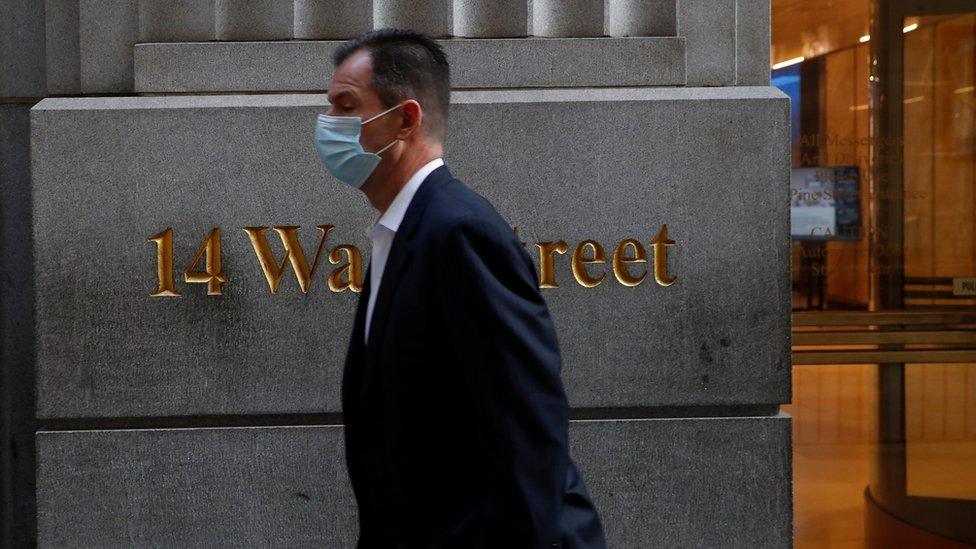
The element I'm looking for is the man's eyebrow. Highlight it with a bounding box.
[326,89,356,103]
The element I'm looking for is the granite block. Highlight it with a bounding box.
[133,37,686,92]
[678,0,737,86]
[532,0,604,37]
[453,0,528,38]
[294,0,372,39]
[37,425,358,547]
[78,0,139,93]
[44,0,81,95]
[138,0,215,42]
[607,0,676,37]
[215,0,294,40]
[735,0,771,86]
[373,0,452,38]
[30,87,790,418]
[0,0,47,97]
[36,414,792,547]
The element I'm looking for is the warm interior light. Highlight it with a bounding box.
[772,56,805,70]
[858,24,915,44]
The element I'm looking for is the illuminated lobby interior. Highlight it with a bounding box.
[775,0,976,546]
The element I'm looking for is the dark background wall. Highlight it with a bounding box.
[1,0,46,545]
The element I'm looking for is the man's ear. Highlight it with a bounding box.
[398,99,423,139]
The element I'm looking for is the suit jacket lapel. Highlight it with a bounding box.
[357,163,453,405]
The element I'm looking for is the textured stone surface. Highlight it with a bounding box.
[133,37,686,92]
[532,0,604,37]
[79,0,139,93]
[37,425,358,548]
[45,0,81,95]
[607,0,676,37]
[0,0,47,97]
[373,0,452,38]
[36,414,792,548]
[678,0,737,86]
[215,0,294,40]
[138,0,215,42]
[31,88,790,418]
[1,104,38,549]
[294,0,372,39]
[736,0,771,86]
[453,0,528,38]
[528,0,534,34]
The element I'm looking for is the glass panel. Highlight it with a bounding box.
[782,43,871,311]
[905,363,976,499]
[902,13,976,501]
[776,2,976,545]
[786,364,878,544]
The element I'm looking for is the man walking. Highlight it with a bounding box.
[314,28,606,548]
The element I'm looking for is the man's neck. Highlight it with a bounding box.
[365,148,442,215]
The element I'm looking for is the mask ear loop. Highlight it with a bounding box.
[363,102,405,155]
[373,138,399,155]
[360,101,406,155]
[362,102,405,125]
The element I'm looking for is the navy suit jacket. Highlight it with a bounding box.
[341,163,606,548]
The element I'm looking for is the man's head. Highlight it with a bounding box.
[324,28,450,198]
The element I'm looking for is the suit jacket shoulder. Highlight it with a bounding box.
[421,177,525,257]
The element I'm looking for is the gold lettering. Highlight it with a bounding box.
[184,227,227,295]
[535,241,568,289]
[328,244,363,293]
[649,224,677,286]
[572,240,606,288]
[612,238,648,287]
[151,223,680,295]
[148,227,182,297]
[243,225,332,294]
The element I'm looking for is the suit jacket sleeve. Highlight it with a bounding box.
[436,214,570,547]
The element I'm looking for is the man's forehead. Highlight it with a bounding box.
[327,50,373,100]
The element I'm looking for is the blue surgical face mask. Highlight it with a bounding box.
[314,102,404,188]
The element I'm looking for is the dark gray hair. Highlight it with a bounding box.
[333,28,451,143]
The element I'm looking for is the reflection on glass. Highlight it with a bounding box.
[903,13,976,504]
[778,5,976,546]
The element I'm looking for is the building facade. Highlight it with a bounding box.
[1,1,790,546]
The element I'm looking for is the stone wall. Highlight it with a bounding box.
[5,1,790,547]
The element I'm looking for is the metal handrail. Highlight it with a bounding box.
[791,310,976,364]
[793,310,976,326]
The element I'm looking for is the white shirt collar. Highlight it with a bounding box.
[368,157,444,237]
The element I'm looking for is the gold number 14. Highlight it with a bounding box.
[148,227,228,297]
